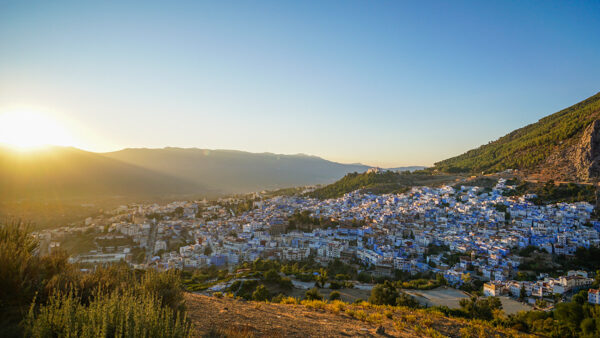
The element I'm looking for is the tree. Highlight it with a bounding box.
[553,293,562,304]
[436,273,447,286]
[519,285,527,300]
[580,318,596,336]
[264,269,281,283]
[461,272,471,284]
[357,272,372,283]
[315,268,328,288]
[554,302,583,334]
[203,246,212,256]
[572,290,588,305]
[458,297,499,321]
[369,281,399,306]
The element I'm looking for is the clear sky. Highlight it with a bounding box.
[1,1,599,167]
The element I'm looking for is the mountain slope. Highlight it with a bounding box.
[434,92,600,181]
[102,147,371,193]
[0,146,203,200]
[308,170,458,199]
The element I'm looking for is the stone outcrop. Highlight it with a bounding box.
[574,119,600,181]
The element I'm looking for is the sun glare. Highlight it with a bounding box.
[0,111,76,151]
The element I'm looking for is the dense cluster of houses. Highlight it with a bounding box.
[37,177,600,303]
[484,271,594,300]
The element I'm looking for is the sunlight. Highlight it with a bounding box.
[0,111,77,151]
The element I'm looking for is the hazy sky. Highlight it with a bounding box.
[1,1,599,167]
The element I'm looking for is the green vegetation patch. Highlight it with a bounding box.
[434,92,600,173]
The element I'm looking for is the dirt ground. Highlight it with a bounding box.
[185,293,393,337]
[184,293,531,338]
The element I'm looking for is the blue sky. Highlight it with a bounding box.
[1,1,599,167]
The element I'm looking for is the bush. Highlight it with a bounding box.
[335,274,350,281]
[357,272,372,283]
[0,221,192,337]
[459,296,502,321]
[271,293,285,303]
[369,281,419,308]
[329,280,343,289]
[140,269,185,311]
[252,285,269,301]
[369,281,399,306]
[305,287,323,301]
[278,277,293,290]
[24,289,192,337]
[329,291,341,301]
[264,269,281,283]
[227,280,259,300]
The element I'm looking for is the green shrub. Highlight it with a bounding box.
[252,285,269,301]
[305,287,323,301]
[329,280,343,289]
[24,289,192,337]
[0,221,192,336]
[329,291,341,301]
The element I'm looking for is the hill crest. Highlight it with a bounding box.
[434,92,600,182]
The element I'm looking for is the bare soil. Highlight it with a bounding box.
[185,293,532,338]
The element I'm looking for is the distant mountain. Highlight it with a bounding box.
[434,92,600,181]
[0,145,424,201]
[102,148,370,193]
[0,146,202,200]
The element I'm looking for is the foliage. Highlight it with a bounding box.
[329,291,341,301]
[0,220,192,337]
[305,287,323,301]
[227,280,260,300]
[24,289,192,338]
[458,296,502,321]
[505,181,597,205]
[368,281,419,308]
[434,92,600,173]
[315,268,328,288]
[307,170,451,199]
[252,285,270,301]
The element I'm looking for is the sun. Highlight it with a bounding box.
[0,111,76,151]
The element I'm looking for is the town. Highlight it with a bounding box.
[36,177,600,308]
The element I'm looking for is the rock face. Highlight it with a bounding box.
[574,119,600,181]
[537,119,600,182]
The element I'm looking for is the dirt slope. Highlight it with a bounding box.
[185,293,530,337]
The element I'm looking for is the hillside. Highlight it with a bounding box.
[185,293,528,337]
[0,146,375,202]
[434,92,600,181]
[0,146,203,200]
[102,147,371,193]
[308,170,459,199]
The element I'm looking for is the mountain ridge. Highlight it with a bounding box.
[1,146,424,201]
[434,92,600,182]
